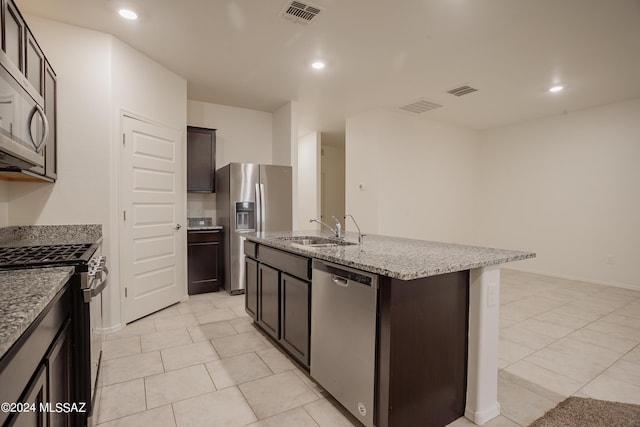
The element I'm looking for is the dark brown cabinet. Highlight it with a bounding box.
[9,365,48,427]
[25,29,44,95]
[257,263,280,340]
[187,230,222,294]
[243,241,312,368]
[3,0,26,73]
[280,273,310,366]
[42,62,57,180]
[46,321,72,427]
[187,127,216,192]
[0,0,58,182]
[245,257,258,318]
[0,284,74,427]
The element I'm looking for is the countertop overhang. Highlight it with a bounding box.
[0,266,75,359]
[243,230,535,280]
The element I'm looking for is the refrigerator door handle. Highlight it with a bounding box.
[255,183,262,232]
[260,184,266,232]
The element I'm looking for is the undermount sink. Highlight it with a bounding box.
[278,236,356,248]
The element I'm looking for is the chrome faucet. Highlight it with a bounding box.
[344,213,365,247]
[310,216,342,239]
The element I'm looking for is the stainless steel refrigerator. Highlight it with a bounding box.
[216,163,292,294]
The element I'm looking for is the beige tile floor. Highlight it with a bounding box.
[96,269,640,427]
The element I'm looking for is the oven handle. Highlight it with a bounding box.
[83,265,109,303]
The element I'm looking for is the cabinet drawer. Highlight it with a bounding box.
[187,230,221,243]
[244,240,257,258]
[258,245,311,280]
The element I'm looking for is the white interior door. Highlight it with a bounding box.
[120,116,185,323]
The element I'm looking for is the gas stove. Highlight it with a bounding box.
[0,243,95,268]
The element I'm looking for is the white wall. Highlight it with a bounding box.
[186,100,274,220]
[9,16,188,328]
[477,98,640,289]
[273,101,299,228]
[8,16,112,229]
[188,100,273,167]
[110,38,187,328]
[321,134,345,229]
[298,133,321,228]
[346,109,480,244]
[0,182,8,227]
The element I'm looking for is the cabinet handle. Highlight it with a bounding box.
[174,224,182,230]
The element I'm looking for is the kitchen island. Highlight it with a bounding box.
[243,231,535,427]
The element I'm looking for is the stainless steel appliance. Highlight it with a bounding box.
[0,242,108,426]
[0,54,47,169]
[216,163,292,294]
[310,260,378,427]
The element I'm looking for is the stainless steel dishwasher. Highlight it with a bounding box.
[311,260,378,427]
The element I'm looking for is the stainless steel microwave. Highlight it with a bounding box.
[0,54,47,169]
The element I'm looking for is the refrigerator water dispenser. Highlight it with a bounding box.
[235,202,255,231]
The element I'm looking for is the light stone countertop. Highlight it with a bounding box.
[187,225,223,231]
[244,231,535,280]
[0,267,75,360]
[0,224,102,247]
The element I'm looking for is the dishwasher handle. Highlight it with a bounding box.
[313,260,377,288]
[330,275,349,287]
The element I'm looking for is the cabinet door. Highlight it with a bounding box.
[25,29,44,95]
[8,365,47,427]
[3,0,25,73]
[43,62,57,180]
[245,257,258,319]
[257,263,280,340]
[46,321,72,427]
[280,273,310,367]
[186,127,216,192]
[188,242,220,294]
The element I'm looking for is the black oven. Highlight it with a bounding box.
[0,242,108,427]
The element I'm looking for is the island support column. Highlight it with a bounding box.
[465,265,501,425]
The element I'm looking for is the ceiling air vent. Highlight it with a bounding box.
[447,85,478,96]
[399,98,443,114]
[282,0,323,25]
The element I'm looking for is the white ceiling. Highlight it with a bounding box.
[16,0,640,134]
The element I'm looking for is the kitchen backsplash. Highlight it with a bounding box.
[187,193,217,221]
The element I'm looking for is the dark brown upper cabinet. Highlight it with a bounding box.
[0,0,57,182]
[42,61,57,180]
[3,0,26,74]
[187,126,216,192]
[25,28,44,95]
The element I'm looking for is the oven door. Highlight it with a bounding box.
[84,259,108,426]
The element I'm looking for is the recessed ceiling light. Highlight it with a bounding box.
[311,61,325,70]
[118,8,138,20]
[548,85,564,93]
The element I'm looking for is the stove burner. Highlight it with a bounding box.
[0,244,93,267]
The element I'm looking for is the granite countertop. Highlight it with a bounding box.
[244,231,535,280]
[0,267,75,359]
[0,224,102,247]
[187,225,223,231]
[187,217,222,231]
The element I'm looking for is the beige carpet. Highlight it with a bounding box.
[528,397,640,427]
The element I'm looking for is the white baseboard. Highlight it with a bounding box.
[464,402,501,425]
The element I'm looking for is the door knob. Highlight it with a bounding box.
[175,224,182,230]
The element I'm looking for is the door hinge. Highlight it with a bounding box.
[123,210,126,221]
[125,287,128,298]
[122,133,125,146]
